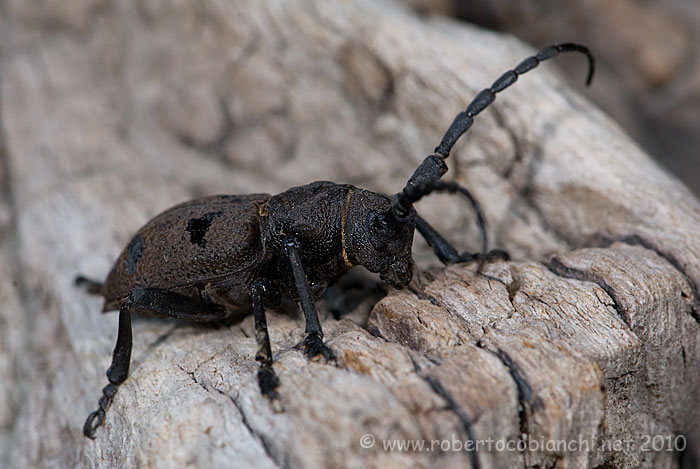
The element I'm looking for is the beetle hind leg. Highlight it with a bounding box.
[83,288,228,438]
[83,292,133,439]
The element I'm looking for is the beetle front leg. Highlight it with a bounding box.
[416,214,509,265]
[283,238,336,362]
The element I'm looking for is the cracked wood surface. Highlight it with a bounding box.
[1,0,699,468]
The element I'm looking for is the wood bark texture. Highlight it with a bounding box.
[1,0,699,468]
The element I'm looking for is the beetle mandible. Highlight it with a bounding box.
[79,43,594,438]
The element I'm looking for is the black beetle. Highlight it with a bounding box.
[79,43,594,438]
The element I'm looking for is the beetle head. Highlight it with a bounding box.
[344,190,415,288]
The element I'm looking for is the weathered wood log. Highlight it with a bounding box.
[1,0,699,468]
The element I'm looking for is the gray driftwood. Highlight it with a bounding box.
[1,1,699,468]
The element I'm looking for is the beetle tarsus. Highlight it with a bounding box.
[258,364,280,400]
[83,409,103,439]
[82,383,121,438]
[486,249,510,262]
[303,332,336,363]
[471,249,511,273]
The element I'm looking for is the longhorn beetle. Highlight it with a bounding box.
[79,43,594,438]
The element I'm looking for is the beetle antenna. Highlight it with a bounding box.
[387,43,594,224]
[435,43,594,159]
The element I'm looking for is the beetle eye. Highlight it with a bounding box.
[367,211,389,251]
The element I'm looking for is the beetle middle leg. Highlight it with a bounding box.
[250,279,281,400]
[83,287,226,438]
[283,238,336,362]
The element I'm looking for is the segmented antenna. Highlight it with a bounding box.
[435,43,594,159]
[388,42,595,223]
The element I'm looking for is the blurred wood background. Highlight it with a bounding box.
[1,0,699,468]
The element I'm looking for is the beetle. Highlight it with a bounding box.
[79,43,594,438]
